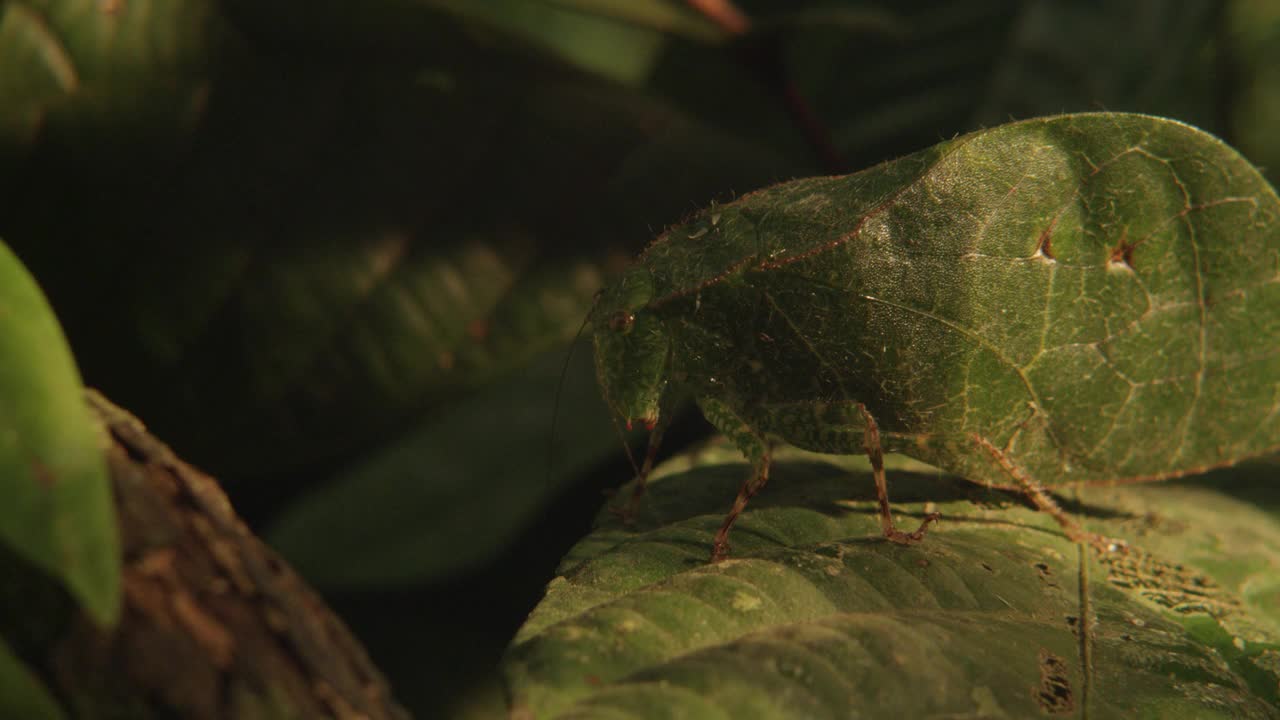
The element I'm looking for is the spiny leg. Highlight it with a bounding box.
[711,452,771,562]
[697,396,771,562]
[971,434,1125,553]
[858,404,940,543]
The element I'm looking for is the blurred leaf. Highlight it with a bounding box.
[0,0,221,165]
[973,0,1222,129]
[422,0,714,85]
[544,0,724,41]
[267,337,636,586]
[1,5,799,481]
[785,1,1011,150]
[504,444,1280,718]
[0,635,64,720]
[0,241,118,626]
[1227,0,1280,181]
[646,1,1230,174]
[641,1,1024,171]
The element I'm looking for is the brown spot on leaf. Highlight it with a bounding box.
[1035,649,1074,714]
[1034,562,1060,588]
[466,319,489,341]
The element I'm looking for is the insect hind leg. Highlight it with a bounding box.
[971,434,1125,554]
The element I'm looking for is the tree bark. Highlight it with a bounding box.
[34,391,410,719]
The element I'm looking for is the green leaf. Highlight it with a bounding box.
[504,444,1280,717]
[0,241,119,626]
[0,635,65,720]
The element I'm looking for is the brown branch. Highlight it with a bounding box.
[30,391,409,720]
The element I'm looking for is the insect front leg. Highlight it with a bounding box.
[858,404,941,543]
[696,396,771,562]
[616,410,672,523]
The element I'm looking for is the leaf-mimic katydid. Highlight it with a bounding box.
[592,113,1280,561]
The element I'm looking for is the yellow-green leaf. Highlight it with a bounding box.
[0,241,119,626]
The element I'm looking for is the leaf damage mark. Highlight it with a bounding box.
[1033,219,1057,262]
[1035,649,1074,714]
[1102,547,1241,616]
[1108,229,1137,270]
[1034,561,1060,589]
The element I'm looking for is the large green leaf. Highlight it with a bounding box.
[504,444,1280,717]
[0,635,64,720]
[0,241,118,626]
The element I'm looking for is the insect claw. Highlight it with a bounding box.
[710,539,731,562]
[884,512,942,545]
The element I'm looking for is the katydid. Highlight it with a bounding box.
[591,113,1280,561]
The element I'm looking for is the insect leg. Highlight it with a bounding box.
[858,404,940,543]
[971,435,1124,553]
[620,411,671,521]
[697,396,771,562]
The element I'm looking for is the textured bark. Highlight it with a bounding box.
[38,391,410,720]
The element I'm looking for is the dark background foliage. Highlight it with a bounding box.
[2,1,1277,716]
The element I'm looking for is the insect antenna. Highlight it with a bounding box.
[544,311,595,496]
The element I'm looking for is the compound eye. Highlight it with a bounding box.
[609,310,635,334]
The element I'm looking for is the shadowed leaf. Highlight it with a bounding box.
[0,635,64,720]
[267,344,631,586]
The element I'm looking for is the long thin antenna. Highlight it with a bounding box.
[545,312,595,495]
